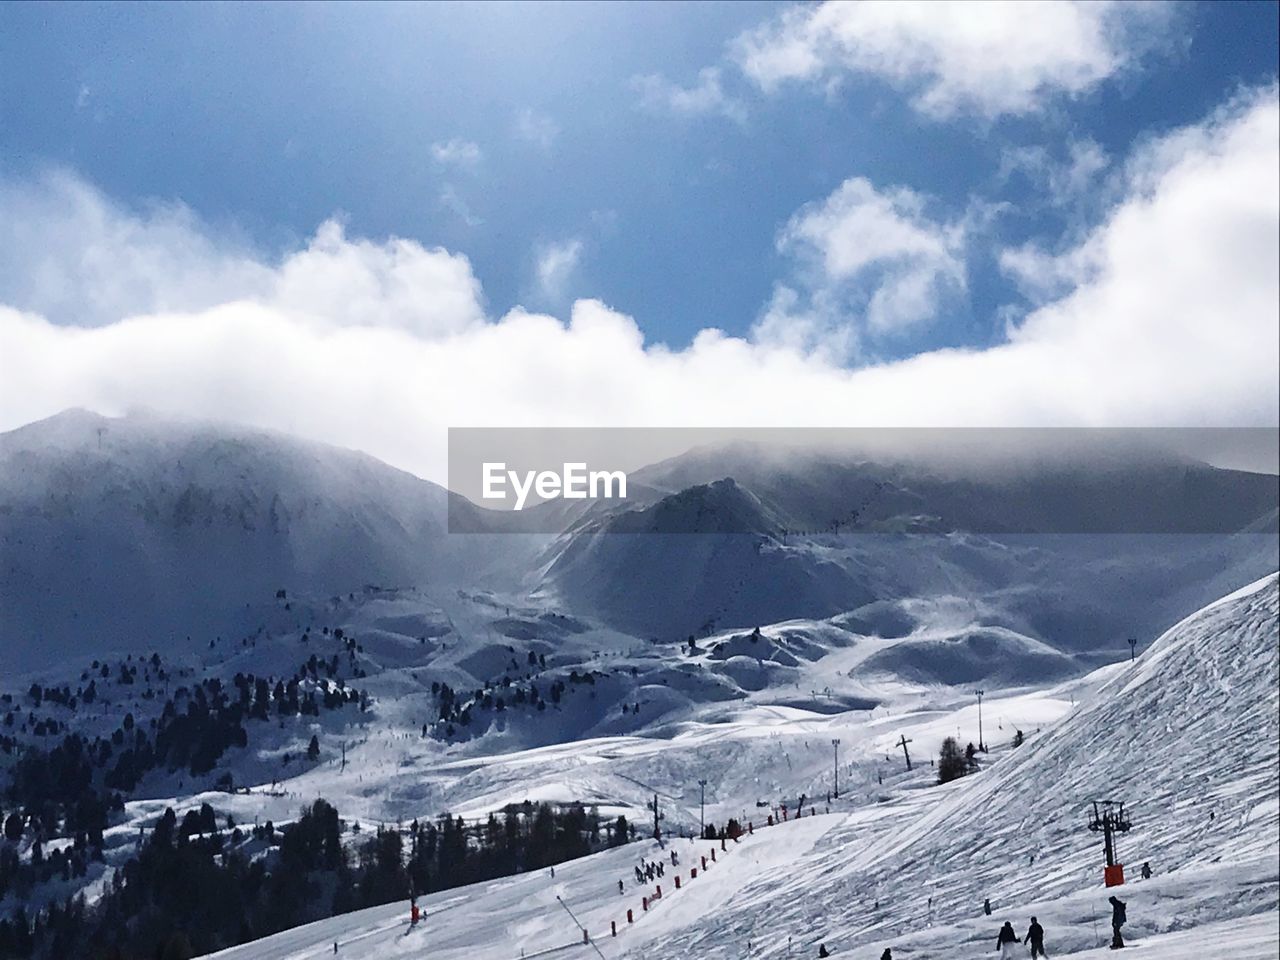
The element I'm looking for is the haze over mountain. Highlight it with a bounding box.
[2,411,1276,676]
[537,441,1278,644]
[0,410,537,670]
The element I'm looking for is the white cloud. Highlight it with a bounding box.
[430,138,483,169]
[632,67,747,123]
[267,219,484,337]
[438,184,483,227]
[0,86,1275,483]
[0,171,484,337]
[1001,137,1111,206]
[758,176,966,353]
[513,109,559,151]
[733,0,1175,119]
[534,238,584,302]
[998,239,1098,304]
[0,170,274,328]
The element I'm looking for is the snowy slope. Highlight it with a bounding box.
[631,572,1280,959]
[188,574,1276,960]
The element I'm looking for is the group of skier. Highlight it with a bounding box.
[994,917,1047,957]
[632,856,665,885]
[814,890,1133,957]
[990,894,1130,957]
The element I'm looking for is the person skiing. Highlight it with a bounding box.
[1109,895,1126,949]
[818,944,830,957]
[983,898,992,916]
[1025,916,1046,958]
[879,950,892,960]
[996,921,1021,959]
[1140,861,1152,880]
[618,879,624,895]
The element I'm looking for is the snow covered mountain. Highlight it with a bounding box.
[0,410,537,671]
[3,411,1274,682]
[536,441,1278,646]
[0,405,1274,958]
[192,573,1279,960]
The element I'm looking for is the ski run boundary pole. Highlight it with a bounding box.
[556,895,607,960]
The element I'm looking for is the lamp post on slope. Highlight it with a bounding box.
[974,689,986,752]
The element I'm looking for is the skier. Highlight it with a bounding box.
[1140,861,1152,880]
[879,950,892,960]
[818,944,830,957]
[983,898,992,916]
[1025,916,1047,958]
[1109,895,1126,949]
[996,921,1021,959]
[618,879,624,895]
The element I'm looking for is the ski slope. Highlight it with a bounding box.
[201,574,1280,960]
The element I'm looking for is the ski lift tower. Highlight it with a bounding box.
[1087,800,1132,887]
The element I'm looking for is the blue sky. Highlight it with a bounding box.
[0,1,1276,479]
[2,0,1273,352]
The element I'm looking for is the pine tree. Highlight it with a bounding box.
[937,737,968,784]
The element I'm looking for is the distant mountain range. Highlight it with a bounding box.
[1,410,1275,671]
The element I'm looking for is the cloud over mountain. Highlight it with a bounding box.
[1,87,1275,483]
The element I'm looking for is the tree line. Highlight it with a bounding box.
[0,797,633,959]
